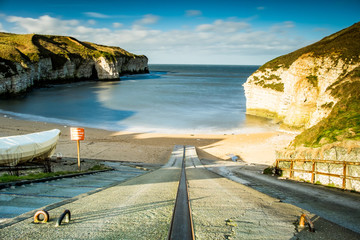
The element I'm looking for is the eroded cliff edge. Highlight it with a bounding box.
[244,22,360,147]
[0,33,149,95]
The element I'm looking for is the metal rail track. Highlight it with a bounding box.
[168,146,195,240]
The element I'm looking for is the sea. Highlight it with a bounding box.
[0,64,277,134]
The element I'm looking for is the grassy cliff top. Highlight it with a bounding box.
[0,32,144,67]
[283,22,360,148]
[259,21,360,71]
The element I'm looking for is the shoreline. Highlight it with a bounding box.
[0,106,279,136]
[0,115,296,166]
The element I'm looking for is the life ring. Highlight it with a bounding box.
[33,210,49,223]
[55,209,71,227]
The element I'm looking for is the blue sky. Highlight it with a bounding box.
[0,0,359,65]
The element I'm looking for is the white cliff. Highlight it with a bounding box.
[244,22,360,130]
[0,55,148,95]
[0,33,149,95]
[244,54,359,129]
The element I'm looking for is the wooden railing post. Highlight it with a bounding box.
[290,160,294,179]
[342,163,347,189]
[311,161,316,183]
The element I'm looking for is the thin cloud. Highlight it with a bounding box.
[83,12,110,19]
[134,14,160,25]
[6,15,79,35]
[270,21,295,33]
[283,21,295,28]
[88,19,96,25]
[113,22,123,28]
[257,6,265,10]
[186,10,202,17]
[196,19,250,33]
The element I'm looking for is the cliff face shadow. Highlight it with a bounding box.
[31,34,70,70]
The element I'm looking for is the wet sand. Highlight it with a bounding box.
[0,115,296,166]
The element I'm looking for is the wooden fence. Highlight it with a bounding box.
[275,159,360,189]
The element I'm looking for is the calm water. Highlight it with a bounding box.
[0,64,276,134]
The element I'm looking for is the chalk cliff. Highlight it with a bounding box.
[244,22,360,131]
[0,33,149,95]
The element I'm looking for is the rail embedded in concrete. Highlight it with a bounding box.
[168,146,195,240]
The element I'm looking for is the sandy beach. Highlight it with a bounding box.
[0,115,296,167]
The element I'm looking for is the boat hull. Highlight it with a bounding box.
[0,129,61,166]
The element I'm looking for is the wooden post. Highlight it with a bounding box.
[311,161,316,183]
[342,163,347,189]
[290,160,294,179]
[70,128,85,172]
[77,140,81,171]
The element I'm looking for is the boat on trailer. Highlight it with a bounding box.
[0,129,61,166]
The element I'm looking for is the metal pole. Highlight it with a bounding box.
[77,140,81,171]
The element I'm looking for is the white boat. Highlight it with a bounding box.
[0,129,61,166]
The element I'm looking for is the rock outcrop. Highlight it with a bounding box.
[0,33,149,95]
[244,22,360,130]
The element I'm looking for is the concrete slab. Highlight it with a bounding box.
[0,163,147,220]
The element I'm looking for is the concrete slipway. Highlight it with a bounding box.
[0,162,147,221]
[0,147,359,239]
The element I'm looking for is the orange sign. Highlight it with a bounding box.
[70,128,85,141]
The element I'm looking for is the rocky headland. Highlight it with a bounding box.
[0,33,149,95]
[244,22,360,148]
[244,22,360,190]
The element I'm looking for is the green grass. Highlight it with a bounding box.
[263,167,275,175]
[246,108,284,121]
[263,82,284,92]
[291,79,360,147]
[255,79,284,92]
[0,32,146,73]
[88,164,107,171]
[262,74,282,81]
[0,171,77,183]
[321,102,334,109]
[252,74,284,92]
[0,164,110,183]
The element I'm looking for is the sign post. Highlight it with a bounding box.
[70,128,85,171]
